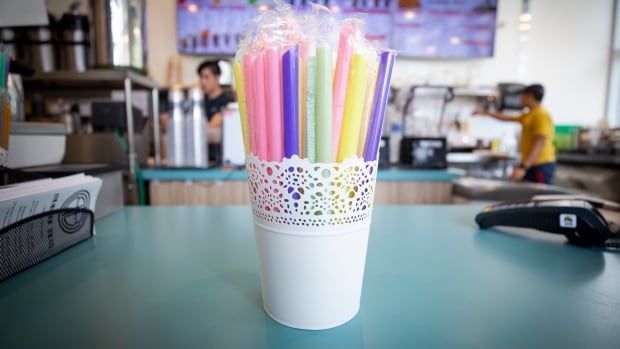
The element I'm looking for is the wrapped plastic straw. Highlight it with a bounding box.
[0,50,8,93]
[242,53,258,156]
[299,40,308,158]
[254,51,269,160]
[337,51,370,162]
[331,20,358,161]
[233,59,250,155]
[265,48,284,161]
[305,54,316,162]
[357,52,379,157]
[302,3,333,163]
[315,43,333,163]
[363,50,396,161]
[282,45,299,158]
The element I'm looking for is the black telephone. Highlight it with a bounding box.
[475,195,620,248]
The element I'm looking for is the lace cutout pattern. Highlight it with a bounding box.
[246,155,378,227]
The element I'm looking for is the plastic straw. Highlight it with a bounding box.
[357,56,379,157]
[306,55,316,162]
[243,54,257,155]
[265,48,284,161]
[363,51,396,161]
[331,22,356,161]
[283,45,300,158]
[0,52,8,91]
[299,41,308,158]
[233,60,250,155]
[254,51,269,161]
[315,43,333,163]
[337,53,370,162]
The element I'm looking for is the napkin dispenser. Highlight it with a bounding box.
[0,208,94,281]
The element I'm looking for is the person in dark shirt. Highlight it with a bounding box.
[197,60,235,128]
[197,60,235,164]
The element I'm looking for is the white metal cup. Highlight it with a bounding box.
[246,155,378,330]
[254,218,371,330]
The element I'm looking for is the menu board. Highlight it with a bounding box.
[393,0,497,57]
[340,1,395,49]
[177,0,257,55]
[176,0,497,58]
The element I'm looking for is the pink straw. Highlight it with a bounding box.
[331,22,356,161]
[265,48,284,161]
[242,54,257,156]
[254,51,269,161]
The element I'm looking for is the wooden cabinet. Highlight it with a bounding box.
[374,181,453,204]
[150,180,250,205]
[149,180,453,205]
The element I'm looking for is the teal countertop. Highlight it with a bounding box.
[1,206,619,348]
[141,167,463,182]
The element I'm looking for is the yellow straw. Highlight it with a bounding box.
[357,56,379,157]
[337,53,370,162]
[233,60,250,155]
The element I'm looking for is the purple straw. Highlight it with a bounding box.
[282,45,299,158]
[363,51,395,161]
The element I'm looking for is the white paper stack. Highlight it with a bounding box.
[0,174,103,230]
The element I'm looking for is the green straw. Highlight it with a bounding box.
[315,44,332,163]
[0,52,6,90]
[306,55,316,162]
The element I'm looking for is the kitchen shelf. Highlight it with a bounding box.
[23,69,157,90]
[23,69,162,177]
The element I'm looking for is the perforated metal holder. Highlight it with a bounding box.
[0,208,94,281]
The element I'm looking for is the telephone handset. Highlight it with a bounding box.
[475,196,620,248]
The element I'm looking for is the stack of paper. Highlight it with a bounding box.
[0,174,103,230]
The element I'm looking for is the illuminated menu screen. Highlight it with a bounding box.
[176,0,497,58]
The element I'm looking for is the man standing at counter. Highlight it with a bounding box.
[197,60,235,163]
[197,60,235,128]
[475,84,556,184]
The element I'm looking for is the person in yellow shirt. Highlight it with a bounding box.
[474,84,556,184]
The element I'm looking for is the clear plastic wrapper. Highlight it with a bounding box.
[235,1,392,164]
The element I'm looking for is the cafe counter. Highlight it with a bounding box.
[1,206,618,348]
[142,167,463,205]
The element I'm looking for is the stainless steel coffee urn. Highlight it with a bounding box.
[1,29,17,59]
[90,0,146,70]
[186,87,208,168]
[60,3,90,72]
[24,14,57,73]
[167,88,186,167]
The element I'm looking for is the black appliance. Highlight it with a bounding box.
[91,102,145,133]
[399,137,447,169]
[497,83,525,111]
[378,136,390,168]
